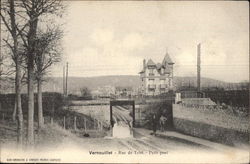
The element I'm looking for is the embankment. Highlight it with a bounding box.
[173,104,249,146]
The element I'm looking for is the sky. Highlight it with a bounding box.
[51,1,249,83]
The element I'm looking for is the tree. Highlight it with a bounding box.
[17,0,64,145]
[143,101,172,130]
[34,27,63,129]
[80,87,92,98]
[0,0,27,146]
[0,47,15,93]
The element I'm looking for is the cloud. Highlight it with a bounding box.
[90,28,150,50]
[90,28,114,45]
[87,29,149,64]
[56,1,249,82]
[122,33,149,50]
[65,42,143,77]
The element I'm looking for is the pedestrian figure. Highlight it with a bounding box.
[152,114,157,136]
[159,115,167,132]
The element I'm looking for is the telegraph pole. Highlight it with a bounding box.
[63,65,65,95]
[197,43,201,92]
[66,62,68,96]
[0,50,2,94]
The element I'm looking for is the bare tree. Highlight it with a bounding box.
[34,27,62,129]
[17,0,64,145]
[0,48,15,92]
[0,0,27,146]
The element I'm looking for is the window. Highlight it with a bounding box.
[149,79,154,84]
[149,69,154,76]
[160,79,165,84]
[161,68,164,74]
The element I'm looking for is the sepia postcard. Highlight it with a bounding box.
[0,0,249,163]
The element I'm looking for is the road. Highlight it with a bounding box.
[69,104,219,152]
[74,128,214,152]
[59,126,248,164]
[1,116,248,163]
[68,104,210,151]
[1,102,248,163]
[65,103,249,162]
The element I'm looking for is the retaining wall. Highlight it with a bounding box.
[173,104,249,146]
[173,118,249,146]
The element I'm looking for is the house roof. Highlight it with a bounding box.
[164,63,171,74]
[147,59,156,66]
[162,52,174,65]
[139,70,145,74]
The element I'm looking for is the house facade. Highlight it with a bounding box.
[139,52,174,96]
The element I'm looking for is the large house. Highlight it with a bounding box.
[139,52,174,95]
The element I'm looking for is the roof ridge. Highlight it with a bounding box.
[147,59,156,66]
[162,52,174,64]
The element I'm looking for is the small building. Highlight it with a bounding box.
[139,52,174,96]
[93,85,115,98]
[115,86,133,97]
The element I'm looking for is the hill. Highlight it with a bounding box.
[1,75,245,94]
[42,75,231,93]
[42,75,141,93]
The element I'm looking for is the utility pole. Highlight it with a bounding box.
[63,65,65,95]
[197,43,201,92]
[66,62,68,96]
[0,50,2,94]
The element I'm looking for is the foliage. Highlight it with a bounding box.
[0,92,64,117]
[80,87,92,99]
[204,90,249,107]
[34,26,63,80]
[142,100,173,130]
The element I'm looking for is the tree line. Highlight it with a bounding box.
[0,0,65,147]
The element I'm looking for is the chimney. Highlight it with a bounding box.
[197,43,201,92]
[143,59,146,70]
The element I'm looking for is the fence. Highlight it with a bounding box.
[0,93,108,137]
[178,90,249,107]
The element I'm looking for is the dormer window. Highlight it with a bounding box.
[149,68,154,76]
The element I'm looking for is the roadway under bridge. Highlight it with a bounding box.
[110,100,135,138]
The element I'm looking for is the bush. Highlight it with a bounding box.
[204,90,249,107]
[67,94,92,101]
[0,94,15,112]
[142,100,173,130]
[0,92,65,119]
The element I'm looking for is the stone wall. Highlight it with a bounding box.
[173,118,249,146]
[173,104,249,146]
